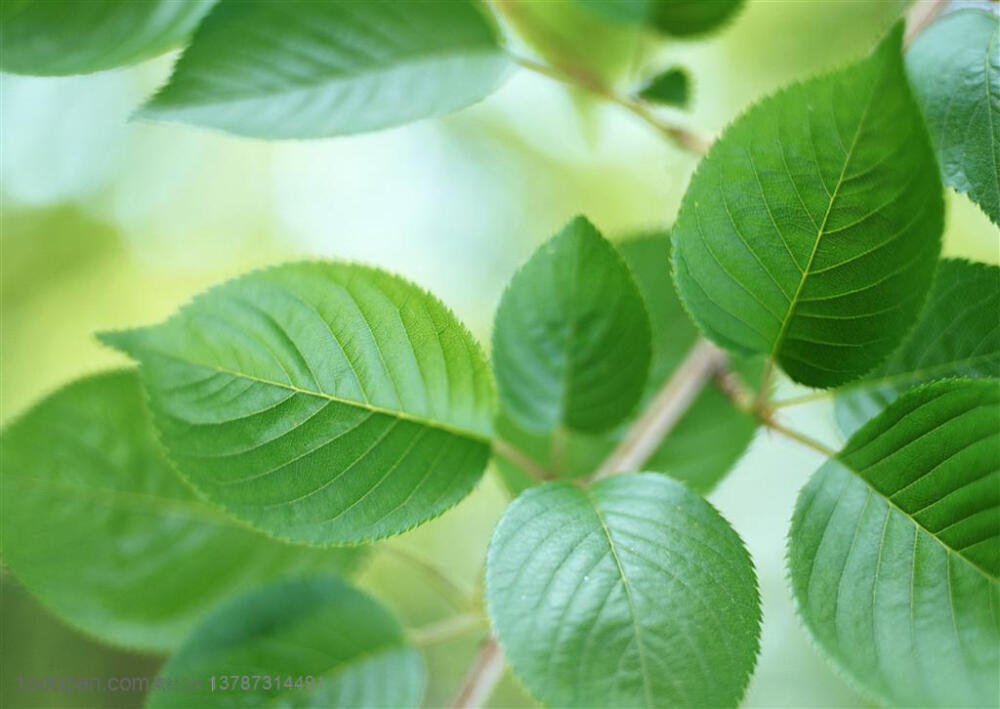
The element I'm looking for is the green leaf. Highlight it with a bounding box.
[147,576,424,708]
[906,9,1000,226]
[575,0,744,37]
[101,262,495,546]
[492,216,652,434]
[494,233,759,495]
[672,24,944,387]
[835,259,1000,436]
[0,371,364,653]
[138,0,510,139]
[638,67,690,107]
[789,378,1000,707]
[0,0,216,76]
[487,474,761,708]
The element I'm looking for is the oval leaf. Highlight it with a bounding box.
[0,0,216,76]
[672,24,944,387]
[495,233,758,494]
[835,259,1000,436]
[789,378,1000,706]
[139,0,510,139]
[907,9,1000,225]
[638,66,690,107]
[576,0,744,37]
[101,262,494,546]
[148,576,425,708]
[492,216,652,434]
[487,474,761,708]
[0,371,364,652]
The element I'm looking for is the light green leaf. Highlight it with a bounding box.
[789,378,1000,707]
[487,473,761,708]
[492,216,652,434]
[638,67,690,107]
[101,262,495,546]
[672,24,944,387]
[907,9,1000,226]
[0,0,216,76]
[148,576,425,708]
[138,0,510,139]
[494,233,759,495]
[575,0,744,37]
[835,259,1000,436]
[0,371,364,653]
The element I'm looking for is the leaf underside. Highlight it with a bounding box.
[487,473,761,708]
[835,259,1000,436]
[576,0,744,37]
[0,371,363,652]
[673,24,943,387]
[102,262,494,546]
[140,0,510,138]
[0,0,216,75]
[790,378,1000,706]
[148,576,424,708]
[906,9,1000,226]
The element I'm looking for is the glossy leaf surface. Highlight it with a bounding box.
[139,0,510,138]
[907,9,1000,225]
[102,262,494,546]
[148,576,424,708]
[672,25,943,387]
[492,217,652,434]
[790,378,1000,706]
[0,371,364,652]
[0,0,215,75]
[487,474,761,708]
[835,259,1000,436]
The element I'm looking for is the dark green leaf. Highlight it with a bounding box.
[494,233,759,494]
[638,67,690,107]
[0,0,216,76]
[672,24,944,387]
[101,262,494,546]
[148,576,424,708]
[0,371,364,652]
[789,378,1000,706]
[139,0,510,139]
[835,259,1000,436]
[907,9,1000,225]
[487,474,761,707]
[492,217,652,434]
[575,0,744,37]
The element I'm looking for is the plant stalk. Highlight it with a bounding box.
[409,613,486,647]
[492,438,554,481]
[450,635,506,708]
[590,338,728,480]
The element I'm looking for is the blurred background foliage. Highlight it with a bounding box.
[2,1,996,707]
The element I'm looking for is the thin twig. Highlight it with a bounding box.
[590,338,728,481]
[379,546,473,612]
[772,389,832,408]
[763,418,838,458]
[450,636,506,708]
[904,0,949,48]
[409,613,486,647]
[510,54,712,155]
[492,438,554,481]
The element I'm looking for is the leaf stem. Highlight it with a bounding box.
[903,0,949,48]
[762,418,838,458]
[590,338,728,480]
[378,545,474,612]
[509,54,712,155]
[409,613,486,647]
[450,635,506,708]
[772,389,833,408]
[491,438,554,481]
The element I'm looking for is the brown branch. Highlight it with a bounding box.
[590,338,727,480]
[510,55,712,155]
[450,636,506,708]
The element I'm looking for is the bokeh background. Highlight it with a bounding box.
[2,1,997,707]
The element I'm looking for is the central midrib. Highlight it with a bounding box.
[769,69,884,359]
[141,348,491,444]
